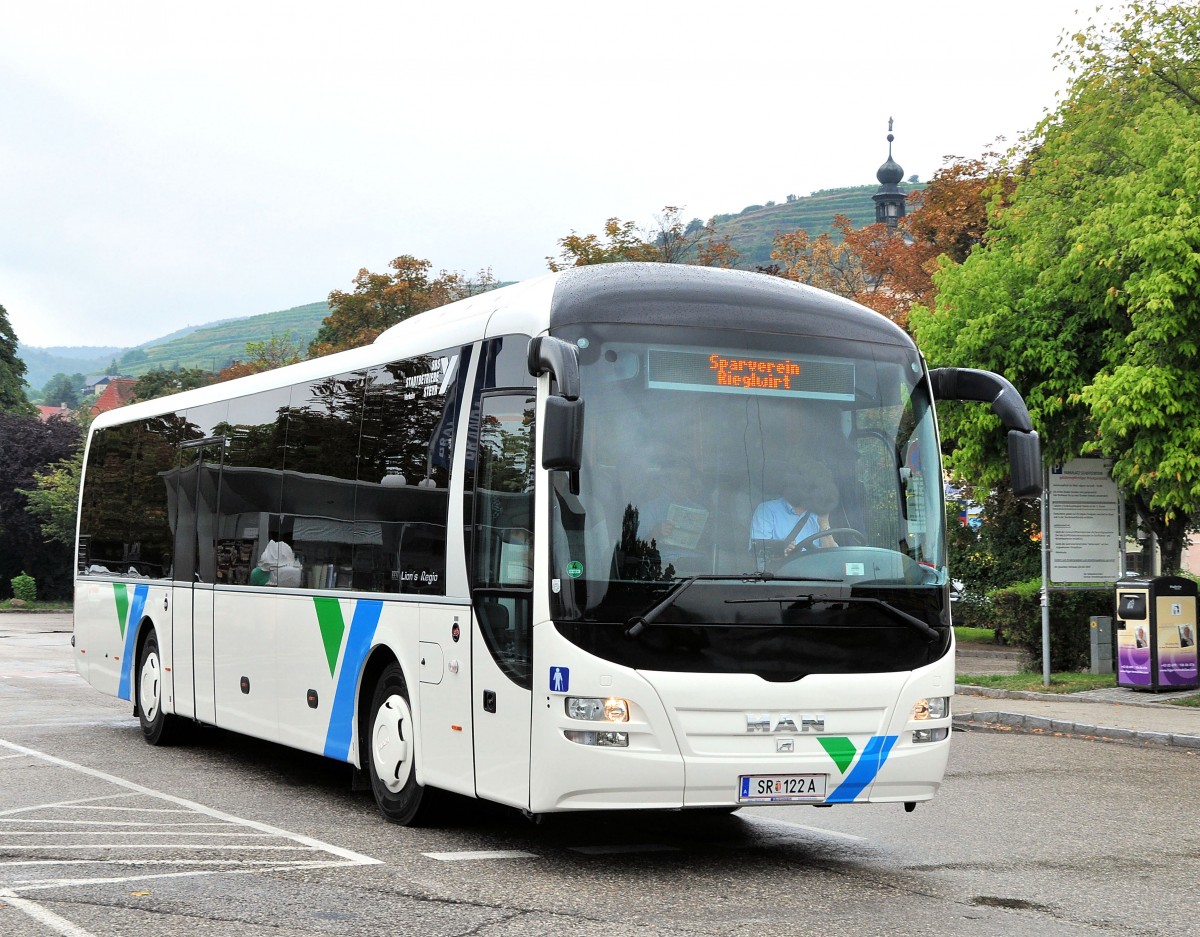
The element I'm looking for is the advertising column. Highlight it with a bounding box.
[1115,577,1198,691]
[1154,582,1198,689]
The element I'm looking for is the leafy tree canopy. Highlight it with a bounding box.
[21,449,82,545]
[0,304,34,416]
[546,206,739,272]
[310,256,495,357]
[41,372,82,410]
[757,154,1013,330]
[911,1,1200,571]
[216,331,306,383]
[131,367,214,403]
[0,411,81,597]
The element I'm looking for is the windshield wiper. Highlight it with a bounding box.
[726,594,938,640]
[623,574,842,638]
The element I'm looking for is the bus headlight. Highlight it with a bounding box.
[566,696,630,723]
[913,727,950,743]
[911,696,950,721]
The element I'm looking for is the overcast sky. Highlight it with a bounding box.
[2,1,1100,351]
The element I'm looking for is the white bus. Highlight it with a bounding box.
[73,263,1040,824]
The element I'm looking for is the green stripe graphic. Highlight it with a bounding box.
[312,597,346,677]
[113,583,129,638]
[818,736,858,774]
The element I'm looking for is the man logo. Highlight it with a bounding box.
[746,713,826,733]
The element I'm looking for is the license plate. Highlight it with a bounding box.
[739,773,827,803]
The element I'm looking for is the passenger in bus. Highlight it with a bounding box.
[635,463,711,571]
[749,461,840,558]
[252,539,303,587]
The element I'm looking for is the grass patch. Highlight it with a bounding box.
[953,626,997,645]
[1168,694,1200,707]
[0,600,72,611]
[956,672,1117,694]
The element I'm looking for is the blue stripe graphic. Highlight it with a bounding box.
[825,735,898,803]
[323,600,384,761]
[117,584,150,701]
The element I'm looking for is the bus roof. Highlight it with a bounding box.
[89,264,911,431]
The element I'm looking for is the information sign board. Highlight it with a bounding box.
[1049,459,1121,583]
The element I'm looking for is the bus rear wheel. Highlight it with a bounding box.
[137,631,184,745]
[366,663,439,825]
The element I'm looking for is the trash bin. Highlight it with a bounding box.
[1114,576,1199,691]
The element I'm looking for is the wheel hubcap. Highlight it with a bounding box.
[371,693,413,794]
[139,651,161,721]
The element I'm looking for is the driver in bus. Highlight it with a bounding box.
[749,460,840,559]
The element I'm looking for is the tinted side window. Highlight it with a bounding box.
[481,335,536,390]
[352,349,468,595]
[174,403,228,584]
[468,392,535,686]
[78,420,177,579]
[280,373,367,589]
[215,389,290,585]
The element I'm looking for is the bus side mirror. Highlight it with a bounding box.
[1009,430,1042,498]
[542,396,584,471]
[929,366,1042,498]
[529,336,585,473]
[528,336,580,401]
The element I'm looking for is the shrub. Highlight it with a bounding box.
[989,577,1111,671]
[10,572,36,604]
[950,592,995,632]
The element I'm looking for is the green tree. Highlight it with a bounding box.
[216,331,306,382]
[946,482,1042,596]
[0,412,81,598]
[547,206,739,271]
[131,367,213,403]
[311,256,495,357]
[21,449,83,544]
[41,373,81,410]
[0,304,34,415]
[911,1,1200,572]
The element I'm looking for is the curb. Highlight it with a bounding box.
[953,710,1200,751]
[955,683,1197,710]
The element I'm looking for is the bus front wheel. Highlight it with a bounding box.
[366,663,438,825]
[137,631,184,745]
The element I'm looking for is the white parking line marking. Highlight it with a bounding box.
[0,794,140,817]
[4,844,314,851]
[0,736,381,935]
[0,890,98,937]
[0,738,380,866]
[2,831,277,837]
[422,850,538,861]
[1,819,236,827]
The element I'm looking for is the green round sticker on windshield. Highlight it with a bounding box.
[566,561,584,579]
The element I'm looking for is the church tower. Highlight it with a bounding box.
[873,118,906,229]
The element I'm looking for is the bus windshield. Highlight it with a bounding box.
[548,322,947,672]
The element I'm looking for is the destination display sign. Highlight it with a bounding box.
[646,348,855,400]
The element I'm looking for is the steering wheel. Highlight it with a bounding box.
[793,527,867,552]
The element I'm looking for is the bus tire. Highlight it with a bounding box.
[137,630,184,746]
[366,663,438,826]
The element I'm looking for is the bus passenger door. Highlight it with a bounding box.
[417,605,474,796]
[172,439,222,725]
[468,393,535,809]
